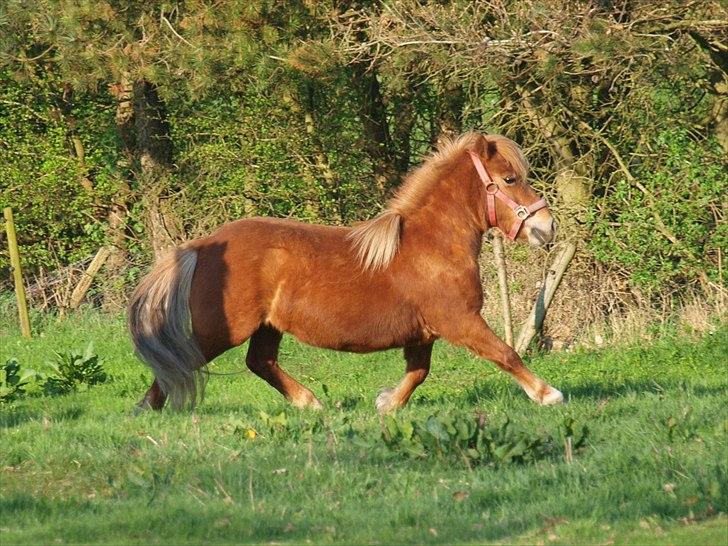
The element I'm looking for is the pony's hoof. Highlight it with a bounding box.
[540,387,565,405]
[133,400,152,415]
[375,388,395,413]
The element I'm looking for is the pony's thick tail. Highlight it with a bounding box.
[127,246,207,409]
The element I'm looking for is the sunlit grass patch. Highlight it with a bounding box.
[1,313,726,544]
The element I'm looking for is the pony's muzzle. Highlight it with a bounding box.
[526,215,556,247]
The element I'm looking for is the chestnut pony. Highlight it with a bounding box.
[129,132,564,412]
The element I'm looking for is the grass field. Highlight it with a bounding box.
[1,311,727,545]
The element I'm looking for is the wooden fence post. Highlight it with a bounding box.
[68,246,112,310]
[4,207,31,338]
[492,232,514,346]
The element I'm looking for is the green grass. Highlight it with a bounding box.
[1,311,727,545]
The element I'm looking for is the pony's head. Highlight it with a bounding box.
[469,135,556,246]
[348,132,557,271]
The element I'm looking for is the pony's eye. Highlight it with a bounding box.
[504,176,516,185]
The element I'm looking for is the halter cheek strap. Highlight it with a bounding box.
[467,151,548,241]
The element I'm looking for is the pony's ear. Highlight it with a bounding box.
[471,134,487,156]
[483,136,498,160]
[473,134,497,159]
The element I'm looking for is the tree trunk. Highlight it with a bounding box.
[101,76,135,309]
[689,31,728,156]
[57,83,93,192]
[350,63,398,194]
[133,80,181,258]
[515,243,577,354]
[391,84,416,175]
[437,81,464,142]
[303,85,341,222]
[104,78,178,308]
[518,85,581,173]
[516,84,592,235]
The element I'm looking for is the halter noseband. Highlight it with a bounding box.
[468,150,548,241]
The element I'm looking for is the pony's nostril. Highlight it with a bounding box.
[530,227,549,246]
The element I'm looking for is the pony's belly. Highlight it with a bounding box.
[269,306,427,354]
[296,337,399,353]
[285,330,426,354]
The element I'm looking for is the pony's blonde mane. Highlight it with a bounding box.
[348,132,528,271]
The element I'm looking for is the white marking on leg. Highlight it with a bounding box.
[540,386,564,405]
[290,391,324,410]
[522,380,564,406]
[375,388,395,413]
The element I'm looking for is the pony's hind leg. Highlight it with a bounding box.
[137,379,167,410]
[376,343,433,413]
[246,324,323,409]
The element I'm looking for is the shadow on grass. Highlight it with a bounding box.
[194,394,368,416]
[2,470,723,546]
[0,494,329,545]
[559,380,727,400]
[458,379,727,404]
[0,401,86,429]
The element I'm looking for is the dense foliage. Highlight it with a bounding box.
[0,1,725,305]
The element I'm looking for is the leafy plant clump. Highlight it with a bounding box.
[43,344,108,396]
[1,344,108,402]
[0,359,36,402]
[350,412,589,466]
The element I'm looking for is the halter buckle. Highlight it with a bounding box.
[515,205,530,220]
[485,183,499,195]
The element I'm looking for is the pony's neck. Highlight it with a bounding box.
[403,160,486,259]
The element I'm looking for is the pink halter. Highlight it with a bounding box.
[468,151,548,241]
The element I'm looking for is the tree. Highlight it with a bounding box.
[327,0,727,293]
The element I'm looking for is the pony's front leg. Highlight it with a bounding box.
[376,343,433,413]
[442,315,563,405]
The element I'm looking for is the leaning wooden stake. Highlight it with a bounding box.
[492,232,514,346]
[515,243,577,354]
[68,246,112,310]
[4,207,31,338]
